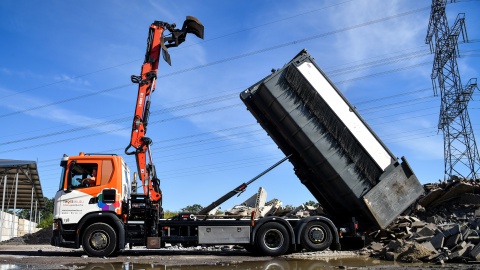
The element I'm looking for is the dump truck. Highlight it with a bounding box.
[51,18,423,257]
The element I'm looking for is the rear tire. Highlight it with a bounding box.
[82,223,117,257]
[255,222,290,256]
[301,221,332,251]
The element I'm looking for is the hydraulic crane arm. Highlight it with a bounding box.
[198,154,292,215]
[125,17,204,203]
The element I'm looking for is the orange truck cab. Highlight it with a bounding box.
[52,153,130,255]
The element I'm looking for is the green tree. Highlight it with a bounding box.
[304,200,319,208]
[163,210,178,219]
[38,213,54,228]
[181,204,203,213]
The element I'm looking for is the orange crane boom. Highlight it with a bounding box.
[125,17,204,204]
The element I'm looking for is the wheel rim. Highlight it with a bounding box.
[308,226,325,244]
[263,229,284,250]
[90,230,109,250]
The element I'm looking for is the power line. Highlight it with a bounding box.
[354,88,431,105]
[0,42,438,145]
[0,5,431,119]
[0,78,437,149]
[0,103,244,154]
[0,0,358,101]
[328,49,431,76]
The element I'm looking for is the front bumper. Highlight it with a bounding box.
[51,219,77,248]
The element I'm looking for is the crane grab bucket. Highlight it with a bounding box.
[182,16,204,40]
[163,16,204,48]
[159,16,204,65]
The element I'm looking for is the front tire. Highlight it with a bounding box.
[255,222,290,256]
[82,223,117,257]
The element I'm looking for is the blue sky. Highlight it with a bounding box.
[1,0,479,212]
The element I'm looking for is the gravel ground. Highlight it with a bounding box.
[0,244,479,270]
[0,229,479,270]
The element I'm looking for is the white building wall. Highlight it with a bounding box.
[0,211,39,242]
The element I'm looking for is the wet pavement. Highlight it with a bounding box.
[0,245,478,270]
[0,257,417,270]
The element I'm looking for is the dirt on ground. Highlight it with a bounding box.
[0,229,368,268]
[0,229,477,269]
[0,243,478,270]
[0,226,52,245]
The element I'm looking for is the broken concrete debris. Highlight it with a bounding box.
[218,178,480,264]
[367,178,480,264]
[222,187,320,218]
[223,179,480,264]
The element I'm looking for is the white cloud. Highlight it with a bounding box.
[53,74,91,86]
[327,0,428,88]
[0,87,127,138]
[0,67,12,76]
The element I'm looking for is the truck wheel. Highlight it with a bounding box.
[301,221,332,251]
[82,223,117,257]
[255,222,290,256]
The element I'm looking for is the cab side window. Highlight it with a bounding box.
[71,163,98,189]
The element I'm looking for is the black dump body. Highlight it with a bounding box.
[240,50,423,231]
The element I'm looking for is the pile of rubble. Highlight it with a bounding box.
[220,187,320,218]
[367,178,480,264]
[223,180,480,264]
[0,227,52,245]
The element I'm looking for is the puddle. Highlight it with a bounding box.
[0,257,417,270]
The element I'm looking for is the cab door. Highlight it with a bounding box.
[55,160,101,224]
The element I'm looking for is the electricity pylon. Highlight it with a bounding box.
[425,0,480,180]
